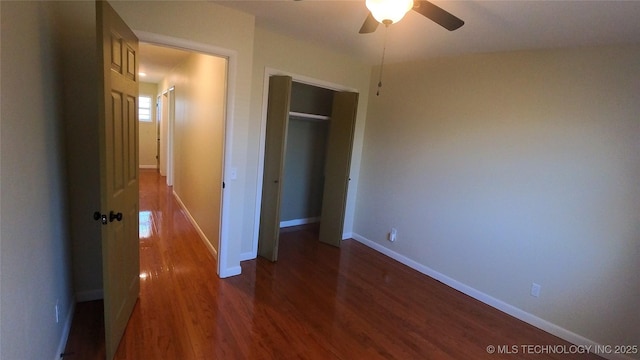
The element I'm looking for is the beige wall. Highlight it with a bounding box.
[158,53,227,256]
[53,1,103,301]
[355,45,640,353]
[1,2,74,358]
[139,82,158,168]
[4,2,634,357]
[245,27,372,256]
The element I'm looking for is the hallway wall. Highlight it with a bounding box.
[158,53,227,256]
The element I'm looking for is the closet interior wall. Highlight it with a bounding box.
[280,82,336,228]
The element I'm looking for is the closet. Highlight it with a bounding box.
[258,76,358,261]
[280,82,332,229]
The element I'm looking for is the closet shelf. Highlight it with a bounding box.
[289,111,330,121]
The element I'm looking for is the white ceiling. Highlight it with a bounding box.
[138,1,640,83]
[213,0,640,65]
[139,43,192,83]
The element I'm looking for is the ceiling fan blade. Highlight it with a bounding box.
[359,12,379,34]
[413,0,464,31]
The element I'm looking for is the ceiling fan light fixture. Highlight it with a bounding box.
[366,0,413,25]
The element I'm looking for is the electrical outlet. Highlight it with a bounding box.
[389,228,397,242]
[530,283,541,298]
[55,300,60,323]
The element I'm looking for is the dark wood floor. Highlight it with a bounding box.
[63,169,603,359]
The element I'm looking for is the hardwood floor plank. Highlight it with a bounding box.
[61,300,106,359]
[63,169,604,360]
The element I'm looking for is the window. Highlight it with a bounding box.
[139,96,152,122]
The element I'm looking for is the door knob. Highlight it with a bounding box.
[109,211,123,222]
[93,211,108,225]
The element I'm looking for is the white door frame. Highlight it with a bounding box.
[156,94,161,170]
[251,68,358,259]
[158,87,176,185]
[158,90,168,178]
[166,87,175,186]
[135,30,237,278]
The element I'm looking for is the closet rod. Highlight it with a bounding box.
[289,111,330,121]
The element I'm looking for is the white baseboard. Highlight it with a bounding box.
[219,266,242,278]
[54,298,75,360]
[75,289,103,302]
[139,164,158,169]
[172,191,218,260]
[342,232,352,240]
[240,251,255,261]
[279,217,320,228]
[350,233,634,360]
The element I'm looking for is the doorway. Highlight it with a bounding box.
[257,75,359,261]
[137,35,236,277]
[157,87,175,186]
[156,94,161,170]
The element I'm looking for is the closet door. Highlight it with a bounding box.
[319,91,359,247]
[258,75,292,261]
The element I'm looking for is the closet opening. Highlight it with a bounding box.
[279,82,335,234]
[258,76,359,262]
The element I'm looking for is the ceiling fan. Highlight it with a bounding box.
[359,0,464,34]
[359,0,464,96]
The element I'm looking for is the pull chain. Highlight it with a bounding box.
[376,24,389,96]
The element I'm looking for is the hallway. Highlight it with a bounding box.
[62,170,604,359]
[118,169,224,358]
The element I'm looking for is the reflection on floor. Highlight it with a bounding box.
[62,169,603,359]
